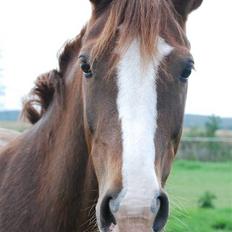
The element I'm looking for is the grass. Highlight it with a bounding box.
[166,160,232,231]
[167,208,232,232]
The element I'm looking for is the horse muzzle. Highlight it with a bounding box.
[97,190,169,232]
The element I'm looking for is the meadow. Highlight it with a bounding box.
[166,160,232,232]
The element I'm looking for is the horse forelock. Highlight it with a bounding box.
[91,0,186,67]
[21,70,64,124]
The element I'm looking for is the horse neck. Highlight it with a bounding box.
[34,75,98,231]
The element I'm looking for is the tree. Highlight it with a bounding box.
[205,115,221,137]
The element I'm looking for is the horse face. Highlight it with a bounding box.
[80,1,203,231]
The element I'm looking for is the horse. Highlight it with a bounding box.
[0,128,20,149]
[0,0,203,231]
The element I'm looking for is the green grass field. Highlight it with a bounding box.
[166,160,232,232]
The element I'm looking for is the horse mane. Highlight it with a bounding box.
[91,0,185,65]
[21,70,63,124]
[21,26,86,124]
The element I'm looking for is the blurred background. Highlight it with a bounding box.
[0,1,231,231]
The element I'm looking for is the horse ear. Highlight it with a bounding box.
[89,0,100,4]
[90,0,112,11]
[90,0,111,4]
[170,0,203,22]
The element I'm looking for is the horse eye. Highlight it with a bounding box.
[179,60,194,83]
[79,56,93,78]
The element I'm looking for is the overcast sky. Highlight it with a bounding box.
[0,0,231,117]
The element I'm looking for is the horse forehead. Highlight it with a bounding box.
[116,37,173,140]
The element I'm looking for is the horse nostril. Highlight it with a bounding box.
[153,191,169,232]
[100,195,116,229]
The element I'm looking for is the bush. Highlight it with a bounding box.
[198,191,217,209]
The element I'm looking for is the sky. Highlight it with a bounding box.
[0,0,231,117]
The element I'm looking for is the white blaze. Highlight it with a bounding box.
[116,38,173,213]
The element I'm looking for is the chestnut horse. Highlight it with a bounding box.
[0,0,203,231]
